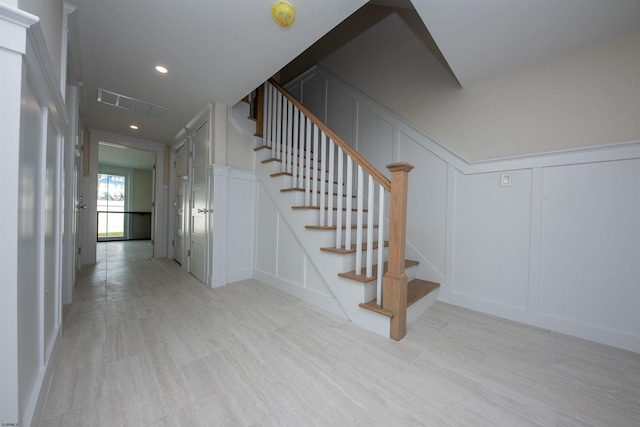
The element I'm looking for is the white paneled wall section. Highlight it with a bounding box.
[1,5,69,426]
[286,66,640,353]
[169,104,256,288]
[253,180,347,318]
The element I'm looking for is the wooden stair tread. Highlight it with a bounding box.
[262,157,323,165]
[407,279,440,307]
[262,154,319,163]
[338,260,418,283]
[305,224,379,230]
[358,279,440,317]
[321,241,388,254]
[358,300,393,317]
[292,205,367,212]
[271,172,338,184]
[281,188,356,198]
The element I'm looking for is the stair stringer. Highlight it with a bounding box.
[254,147,392,337]
[228,101,255,135]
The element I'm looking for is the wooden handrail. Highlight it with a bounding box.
[262,79,414,341]
[268,78,391,191]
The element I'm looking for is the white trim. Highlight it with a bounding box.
[86,130,167,262]
[288,66,640,173]
[25,22,68,129]
[254,270,346,319]
[286,65,640,353]
[0,3,38,32]
[210,165,227,287]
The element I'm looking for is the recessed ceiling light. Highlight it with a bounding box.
[130,124,139,130]
[155,65,168,74]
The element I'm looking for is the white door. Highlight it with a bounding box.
[189,124,208,283]
[75,143,84,276]
[174,143,187,265]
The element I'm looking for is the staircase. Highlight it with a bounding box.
[248,79,439,340]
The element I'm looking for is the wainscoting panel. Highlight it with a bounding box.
[287,65,640,352]
[254,182,345,318]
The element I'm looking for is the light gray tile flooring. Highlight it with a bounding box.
[41,241,640,426]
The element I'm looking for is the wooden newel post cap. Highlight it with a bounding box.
[386,162,414,173]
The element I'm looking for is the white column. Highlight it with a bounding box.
[0,5,38,425]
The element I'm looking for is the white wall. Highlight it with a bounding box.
[210,166,255,286]
[1,5,68,425]
[319,11,640,161]
[84,130,167,262]
[287,66,640,353]
[254,181,345,315]
[18,0,63,86]
[168,105,256,287]
[226,116,254,171]
[132,169,153,211]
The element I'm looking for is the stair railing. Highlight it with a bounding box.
[261,79,413,340]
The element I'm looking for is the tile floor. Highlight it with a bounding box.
[41,241,640,426]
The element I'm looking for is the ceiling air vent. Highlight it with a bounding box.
[97,88,168,118]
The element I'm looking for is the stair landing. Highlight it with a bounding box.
[358,279,440,317]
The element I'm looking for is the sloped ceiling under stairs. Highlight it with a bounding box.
[68,0,640,145]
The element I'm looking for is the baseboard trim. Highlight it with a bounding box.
[25,324,62,427]
[438,289,640,354]
[253,269,347,319]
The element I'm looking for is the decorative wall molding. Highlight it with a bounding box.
[286,65,640,353]
[291,66,640,174]
[1,5,72,425]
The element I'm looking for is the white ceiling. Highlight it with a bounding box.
[69,0,369,144]
[68,0,640,145]
[412,0,640,87]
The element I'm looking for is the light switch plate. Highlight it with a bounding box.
[500,173,513,188]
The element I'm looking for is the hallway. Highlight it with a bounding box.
[41,242,640,426]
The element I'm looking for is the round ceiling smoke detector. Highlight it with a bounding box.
[272,1,295,29]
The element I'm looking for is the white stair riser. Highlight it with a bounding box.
[303,208,373,227]
[328,247,389,272]
[305,227,384,248]
[290,191,365,208]
[356,264,419,303]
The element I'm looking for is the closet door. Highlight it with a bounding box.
[173,143,187,265]
[189,123,208,283]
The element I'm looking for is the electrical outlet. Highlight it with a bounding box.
[500,173,513,188]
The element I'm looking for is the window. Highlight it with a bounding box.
[97,173,127,240]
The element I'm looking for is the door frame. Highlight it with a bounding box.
[168,104,213,283]
[82,130,168,264]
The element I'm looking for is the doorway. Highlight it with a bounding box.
[97,173,127,240]
[97,142,155,250]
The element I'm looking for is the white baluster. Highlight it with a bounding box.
[304,117,312,206]
[335,148,344,249]
[287,101,294,174]
[366,175,374,278]
[355,165,364,274]
[345,157,353,250]
[282,101,289,173]
[269,85,277,155]
[312,124,319,206]
[275,91,282,160]
[377,184,385,306]
[297,112,304,189]
[292,106,299,185]
[319,133,327,226]
[327,139,335,227]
